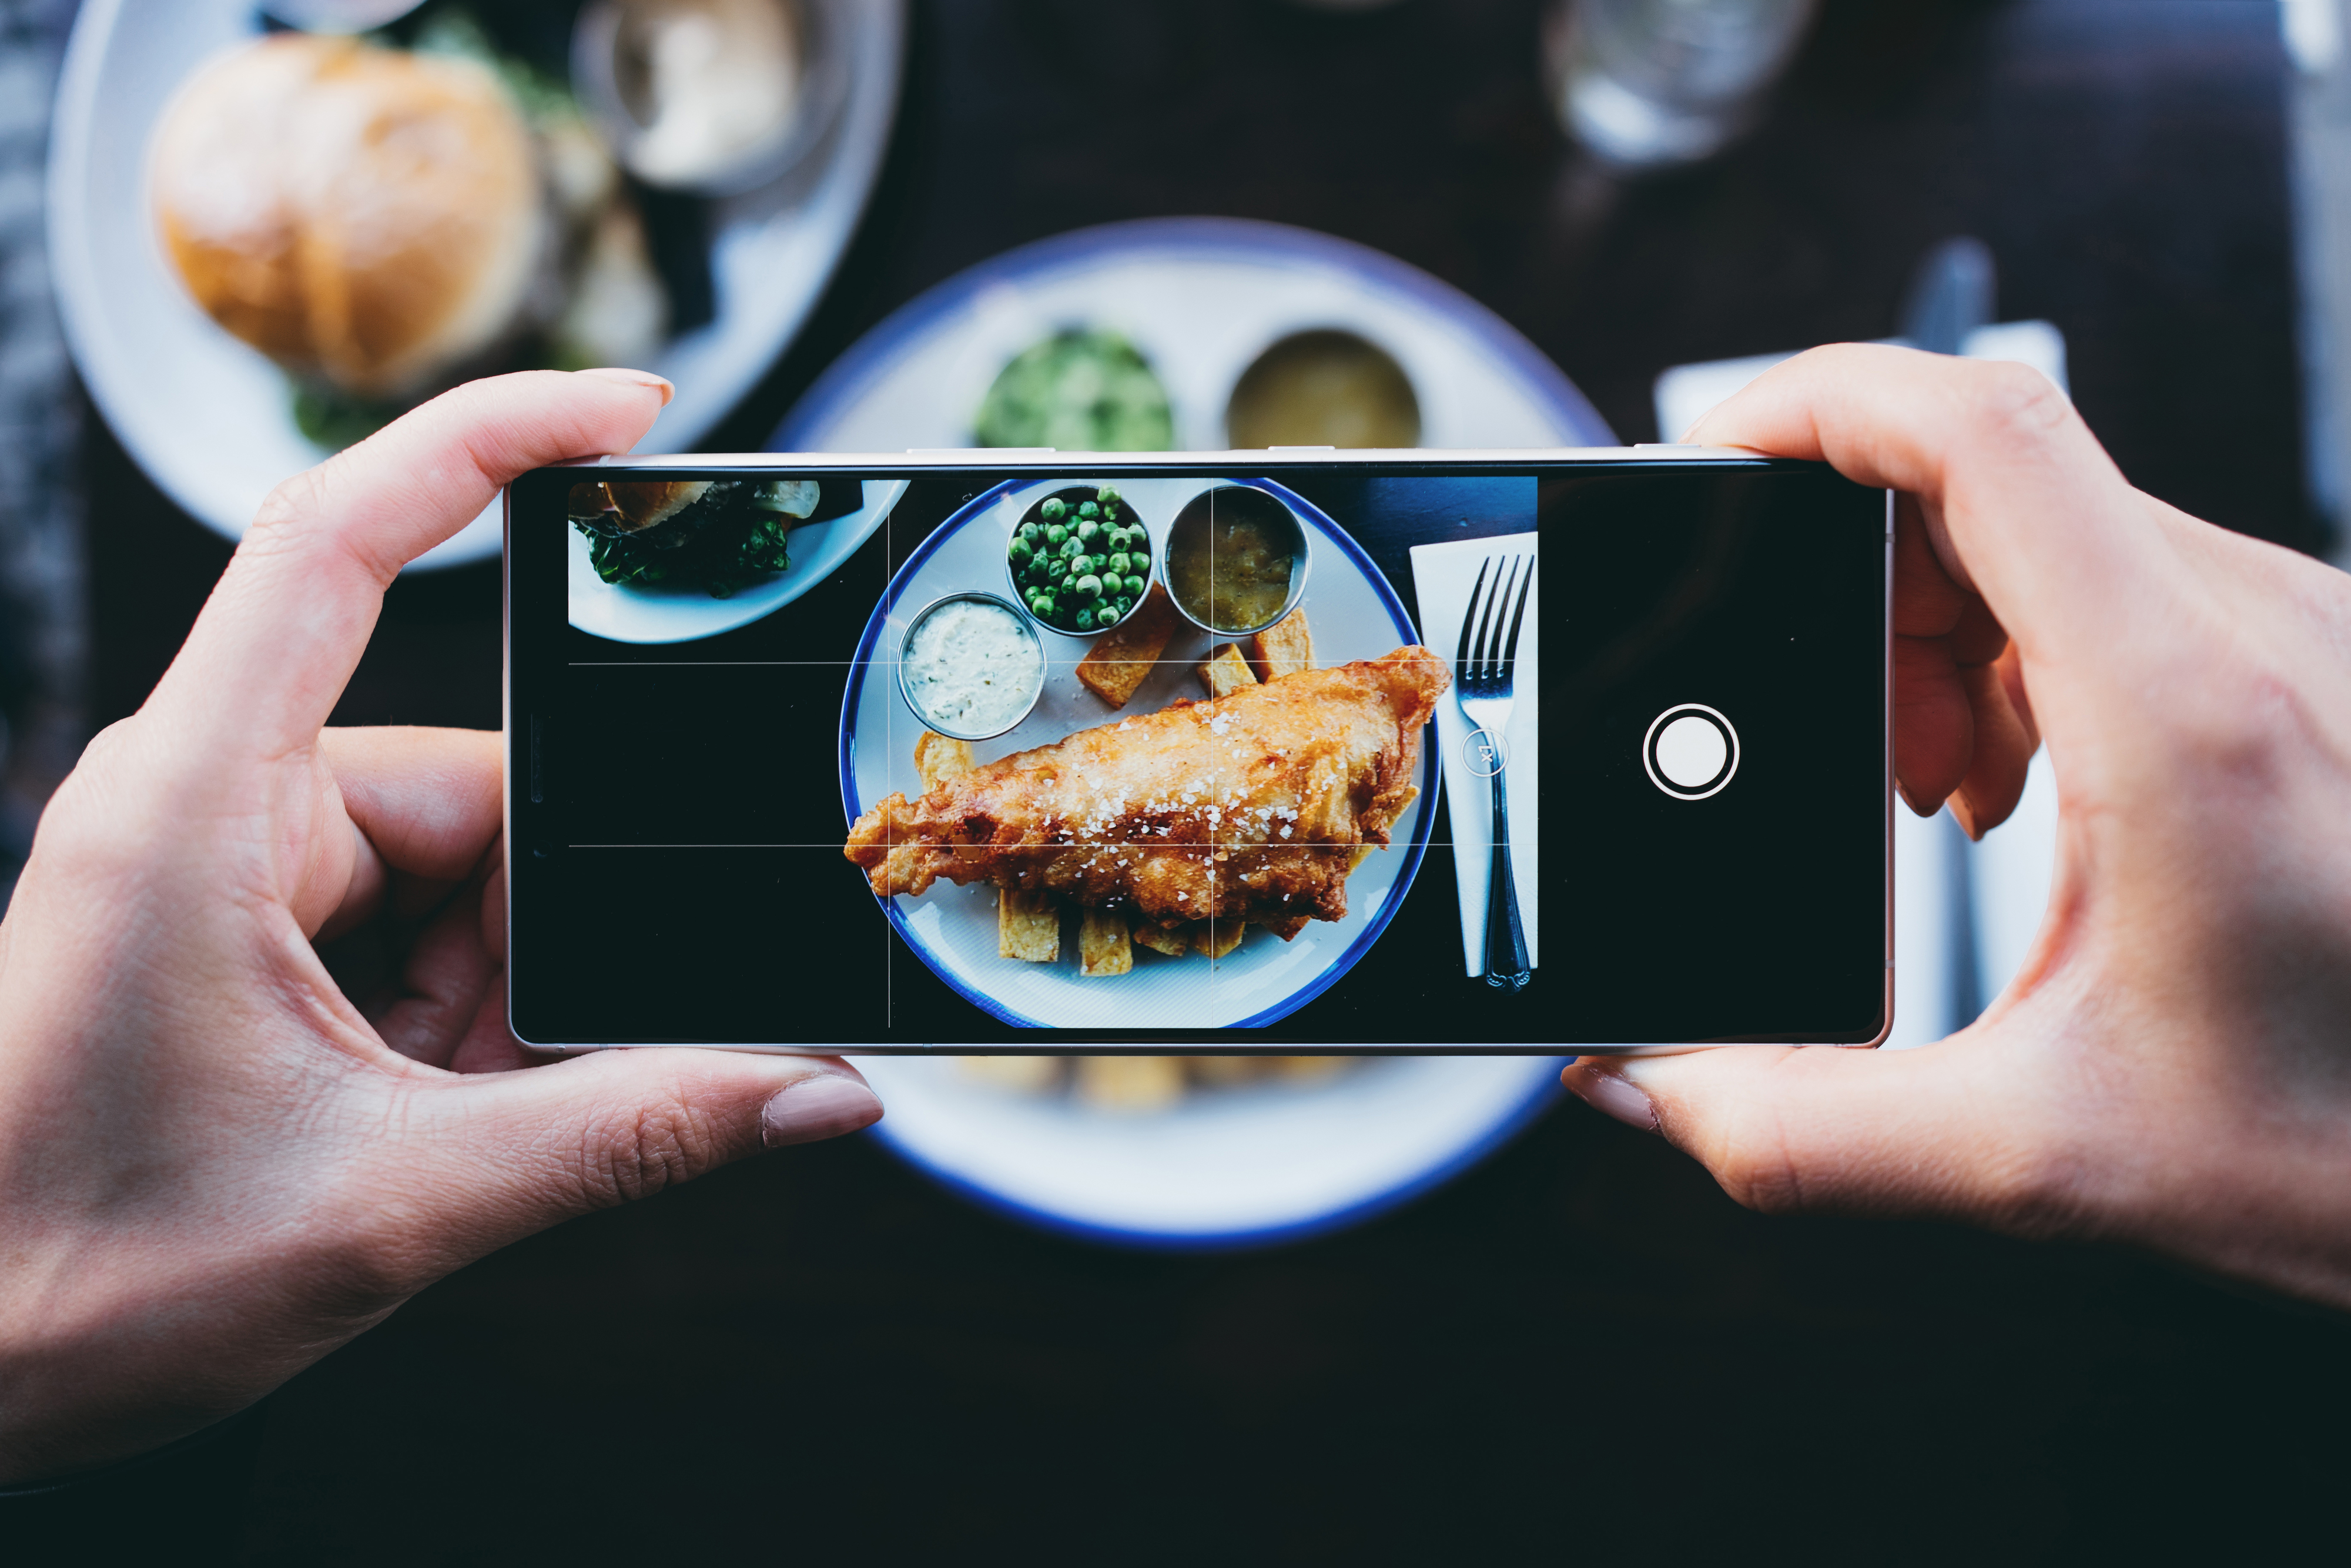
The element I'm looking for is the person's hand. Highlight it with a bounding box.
[0,371,882,1483]
[1563,344,2351,1307]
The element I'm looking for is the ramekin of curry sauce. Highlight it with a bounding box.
[1163,484,1311,636]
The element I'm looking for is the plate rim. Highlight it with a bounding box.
[771,215,1617,451]
[860,1057,1569,1251]
[836,475,1438,1031]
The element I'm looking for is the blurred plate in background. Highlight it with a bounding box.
[855,1053,1566,1250]
[773,216,1615,453]
[798,217,1600,1247]
[48,0,904,569]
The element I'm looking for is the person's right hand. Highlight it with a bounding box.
[1563,344,2351,1308]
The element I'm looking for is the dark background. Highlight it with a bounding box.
[71,0,2351,1559]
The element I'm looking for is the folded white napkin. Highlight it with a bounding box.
[1409,533,1539,979]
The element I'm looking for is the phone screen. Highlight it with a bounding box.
[505,458,1888,1050]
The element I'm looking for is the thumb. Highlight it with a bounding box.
[1560,1041,2054,1224]
[393,1049,882,1261]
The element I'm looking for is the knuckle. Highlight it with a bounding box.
[27,719,160,875]
[244,469,327,555]
[2162,654,2309,806]
[1705,1115,1816,1215]
[1961,360,2072,448]
[576,1094,725,1206]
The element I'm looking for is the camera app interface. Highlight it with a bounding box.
[508,462,1886,1047]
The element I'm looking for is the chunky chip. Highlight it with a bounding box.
[997,887,1060,961]
[1076,584,1183,708]
[1247,609,1314,682]
[1078,907,1134,977]
[1197,643,1260,699]
[915,729,974,792]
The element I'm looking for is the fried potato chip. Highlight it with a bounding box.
[1076,1054,1185,1114]
[1198,643,1260,699]
[1194,917,1246,959]
[1078,907,1134,977]
[1133,922,1191,957]
[998,887,1060,961]
[915,730,974,792]
[1247,610,1314,682]
[960,1056,1063,1092]
[1076,584,1183,708]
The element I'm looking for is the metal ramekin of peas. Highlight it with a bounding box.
[1005,485,1154,636]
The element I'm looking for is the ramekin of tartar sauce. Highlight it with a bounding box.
[897,592,1047,741]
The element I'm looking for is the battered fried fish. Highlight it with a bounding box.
[845,647,1446,931]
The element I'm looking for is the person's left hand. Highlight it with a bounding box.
[0,371,882,1483]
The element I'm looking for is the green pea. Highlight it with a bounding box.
[1033,591,1056,620]
[1042,499,1066,521]
[1124,574,1146,598]
[1019,521,1041,542]
[1046,524,1070,548]
[1076,605,1100,631]
[1097,485,1119,506]
[1079,501,1099,521]
[1009,538,1033,565]
[1058,536,1079,559]
[1074,573,1103,601]
[1076,520,1100,545]
[1113,595,1134,620]
[1105,551,1131,578]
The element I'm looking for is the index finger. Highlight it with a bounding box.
[140,368,670,770]
[1686,343,2171,678]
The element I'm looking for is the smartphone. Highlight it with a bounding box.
[505,449,1891,1053]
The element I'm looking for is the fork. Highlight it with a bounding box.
[1456,556,1533,989]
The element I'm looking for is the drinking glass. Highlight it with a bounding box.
[1544,0,1820,170]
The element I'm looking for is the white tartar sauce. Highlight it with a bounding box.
[904,599,1042,734]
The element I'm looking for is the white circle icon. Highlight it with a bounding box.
[1642,704,1739,799]
[1656,716,1726,788]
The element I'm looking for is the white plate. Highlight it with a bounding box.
[775,216,1614,453]
[853,1053,1566,1249]
[840,477,1434,1029]
[795,220,1600,1246]
[566,477,908,643]
[47,0,905,570]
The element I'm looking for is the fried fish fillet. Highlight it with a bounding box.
[846,648,1445,929]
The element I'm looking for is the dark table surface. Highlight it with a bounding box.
[76,0,2351,1558]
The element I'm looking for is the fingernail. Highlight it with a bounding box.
[762,1073,882,1148]
[1573,1067,1659,1133]
[579,367,675,406]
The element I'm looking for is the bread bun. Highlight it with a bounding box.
[150,33,547,398]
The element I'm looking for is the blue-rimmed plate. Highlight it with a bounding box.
[772,216,1613,453]
[853,1054,1565,1251]
[799,218,1598,1247]
[840,477,1432,1030]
